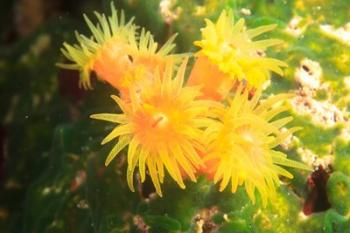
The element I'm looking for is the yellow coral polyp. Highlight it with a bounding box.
[90,60,216,196]
[191,10,287,93]
[204,86,311,206]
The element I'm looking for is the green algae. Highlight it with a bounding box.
[1,0,350,233]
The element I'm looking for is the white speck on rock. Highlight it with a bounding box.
[298,211,309,221]
[295,58,322,91]
[291,58,347,127]
[240,8,251,16]
[344,76,350,89]
[297,147,333,170]
[290,95,345,127]
[42,187,51,195]
[340,125,350,141]
[298,147,317,167]
[196,219,205,233]
[285,16,309,37]
[76,199,89,209]
[159,0,180,24]
[320,22,350,46]
[280,127,298,150]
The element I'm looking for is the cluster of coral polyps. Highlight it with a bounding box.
[59,3,311,206]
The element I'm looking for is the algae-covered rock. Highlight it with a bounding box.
[327,171,350,216]
[1,0,350,233]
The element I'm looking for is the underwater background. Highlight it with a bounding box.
[1,0,350,232]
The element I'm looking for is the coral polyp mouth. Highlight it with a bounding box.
[151,113,168,128]
[237,127,263,151]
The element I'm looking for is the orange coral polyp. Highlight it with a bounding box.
[59,3,179,92]
[58,3,137,89]
[90,60,216,196]
[93,41,132,90]
[187,55,234,101]
[93,41,176,100]
[133,54,167,72]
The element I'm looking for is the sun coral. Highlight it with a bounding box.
[187,10,287,100]
[90,59,216,196]
[117,28,181,100]
[187,55,235,101]
[58,3,136,89]
[203,86,311,206]
[60,6,312,203]
[58,3,178,93]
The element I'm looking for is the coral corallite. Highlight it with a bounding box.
[188,10,287,100]
[203,86,311,206]
[90,60,216,196]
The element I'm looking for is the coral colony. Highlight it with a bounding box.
[59,3,311,206]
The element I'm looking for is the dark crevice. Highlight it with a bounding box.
[303,165,332,215]
[58,68,85,102]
